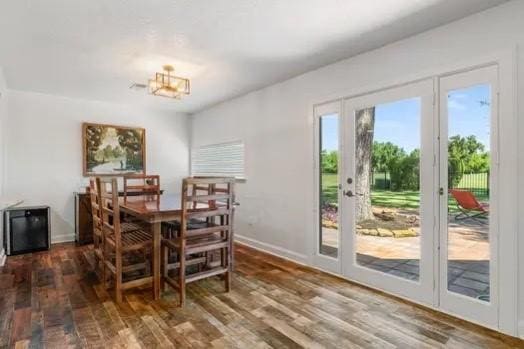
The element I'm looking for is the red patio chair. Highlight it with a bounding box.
[449,189,489,224]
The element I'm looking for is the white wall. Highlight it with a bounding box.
[4,90,189,243]
[0,68,6,195]
[0,67,8,261]
[191,1,523,337]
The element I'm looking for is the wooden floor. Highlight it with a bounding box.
[1,243,523,348]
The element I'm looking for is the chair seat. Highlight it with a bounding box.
[106,229,152,251]
[121,221,148,233]
[162,234,228,254]
[163,219,209,230]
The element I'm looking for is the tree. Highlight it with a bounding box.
[448,135,489,187]
[372,142,406,173]
[117,129,144,171]
[355,107,375,222]
[102,145,114,161]
[321,150,338,174]
[85,125,106,166]
[468,152,489,172]
[112,146,124,159]
[389,149,420,191]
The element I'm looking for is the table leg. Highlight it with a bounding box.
[153,221,161,300]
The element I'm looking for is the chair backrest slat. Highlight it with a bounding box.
[180,177,235,239]
[124,174,160,199]
[98,177,122,244]
[89,178,102,238]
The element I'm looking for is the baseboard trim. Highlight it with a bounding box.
[234,234,309,265]
[51,233,75,244]
[0,248,5,267]
[519,321,524,339]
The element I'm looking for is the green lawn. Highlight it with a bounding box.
[321,173,488,211]
[372,190,420,209]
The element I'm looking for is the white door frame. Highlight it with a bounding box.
[313,101,343,274]
[341,78,436,306]
[438,65,499,327]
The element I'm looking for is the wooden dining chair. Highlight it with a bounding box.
[193,176,239,269]
[161,177,235,306]
[90,177,148,282]
[98,177,155,303]
[162,178,215,238]
[122,174,160,228]
[123,174,161,199]
[89,178,104,275]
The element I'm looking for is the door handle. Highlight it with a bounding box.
[344,190,354,197]
[343,190,363,198]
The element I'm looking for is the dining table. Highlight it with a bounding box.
[119,194,182,300]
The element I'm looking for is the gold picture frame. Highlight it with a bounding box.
[82,122,146,176]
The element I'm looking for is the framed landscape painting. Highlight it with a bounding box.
[82,123,146,176]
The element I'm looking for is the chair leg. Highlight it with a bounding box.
[93,236,99,271]
[221,231,226,268]
[179,245,186,307]
[102,243,108,290]
[161,245,168,292]
[115,249,123,303]
[143,248,149,275]
[225,246,231,292]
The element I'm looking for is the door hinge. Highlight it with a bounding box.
[439,187,444,196]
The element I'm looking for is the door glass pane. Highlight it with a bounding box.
[447,84,491,302]
[355,98,421,281]
[319,114,339,257]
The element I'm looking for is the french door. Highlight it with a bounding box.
[438,65,498,326]
[341,79,435,305]
[314,65,499,327]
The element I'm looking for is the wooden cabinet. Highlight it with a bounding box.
[75,192,93,245]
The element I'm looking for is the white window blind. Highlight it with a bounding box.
[191,141,245,179]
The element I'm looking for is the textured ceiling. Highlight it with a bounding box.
[0,0,508,113]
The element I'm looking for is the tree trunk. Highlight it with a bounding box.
[355,107,375,222]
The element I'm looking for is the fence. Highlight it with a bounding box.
[371,172,392,190]
[448,171,490,198]
[371,171,489,198]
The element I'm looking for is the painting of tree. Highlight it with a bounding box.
[83,123,145,176]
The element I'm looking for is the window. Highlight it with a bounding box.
[191,141,245,179]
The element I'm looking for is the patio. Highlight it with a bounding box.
[321,215,490,301]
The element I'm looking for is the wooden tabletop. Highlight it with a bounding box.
[119,194,183,222]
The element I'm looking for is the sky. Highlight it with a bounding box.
[321,84,491,153]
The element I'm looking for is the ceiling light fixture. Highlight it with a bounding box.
[148,65,190,99]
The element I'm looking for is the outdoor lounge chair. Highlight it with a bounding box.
[449,189,489,224]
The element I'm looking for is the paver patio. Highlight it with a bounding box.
[320,214,490,301]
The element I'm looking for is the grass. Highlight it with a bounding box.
[321,173,488,211]
[372,190,420,210]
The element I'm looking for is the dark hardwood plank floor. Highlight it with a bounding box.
[0,242,523,348]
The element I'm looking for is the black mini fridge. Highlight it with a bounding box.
[4,206,50,255]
